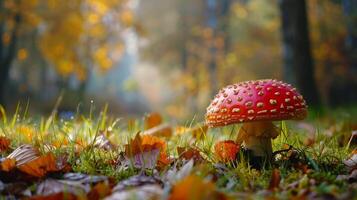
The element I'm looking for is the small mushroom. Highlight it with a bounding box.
[205,79,307,160]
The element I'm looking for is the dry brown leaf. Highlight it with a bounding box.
[87,182,113,200]
[36,179,87,196]
[125,133,170,169]
[144,112,162,130]
[168,175,227,200]
[268,168,281,191]
[177,147,204,162]
[112,174,162,192]
[0,136,11,152]
[214,140,240,162]
[0,158,16,171]
[18,153,58,177]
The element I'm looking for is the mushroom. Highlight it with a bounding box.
[205,79,307,160]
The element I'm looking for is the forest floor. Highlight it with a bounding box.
[0,105,356,200]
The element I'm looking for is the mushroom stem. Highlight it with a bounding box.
[243,135,272,157]
[236,121,279,158]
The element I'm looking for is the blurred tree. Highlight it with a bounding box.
[279,0,320,106]
[337,0,357,105]
[343,0,357,69]
[205,0,232,96]
[0,0,21,105]
[0,0,132,106]
[308,0,356,106]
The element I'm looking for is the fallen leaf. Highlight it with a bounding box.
[268,168,281,191]
[125,133,170,169]
[125,133,166,156]
[105,184,163,200]
[7,144,39,166]
[36,179,87,197]
[168,175,227,200]
[87,182,113,200]
[177,147,204,163]
[144,112,162,130]
[112,174,162,192]
[0,136,11,152]
[62,172,108,185]
[142,123,172,138]
[0,158,16,171]
[130,149,161,169]
[214,140,240,162]
[18,153,58,177]
[141,134,166,151]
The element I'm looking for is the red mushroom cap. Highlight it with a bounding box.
[206,79,307,127]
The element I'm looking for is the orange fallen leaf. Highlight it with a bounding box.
[0,158,16,171]
[18,153,58,177]
[125,133,170,168]
[177,147,204,162]
[87,182,113,200]
[145,112,162,130]
[268,168,281,191]
[169,175,227,200]
[0,136,10,152]
[142,123,172,138]
[141,135,166,151]
[214,140,240,162]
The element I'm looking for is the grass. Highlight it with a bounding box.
[0,103,356,199]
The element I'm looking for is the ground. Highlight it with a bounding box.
[0,106,356,199]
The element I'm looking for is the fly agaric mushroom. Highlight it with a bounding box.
[206,79,307,159]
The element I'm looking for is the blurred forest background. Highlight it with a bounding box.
[0,0,356,120]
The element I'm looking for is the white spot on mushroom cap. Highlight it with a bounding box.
[269,99,277,105]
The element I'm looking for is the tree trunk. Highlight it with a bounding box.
[206,0,219,96]
[330,0,357,106]
[0,11,20,106]
[206,0,231,96]
[279,0,320,106]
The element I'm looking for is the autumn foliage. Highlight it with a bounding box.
[125,133,171,168]
[169,175,227,200]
